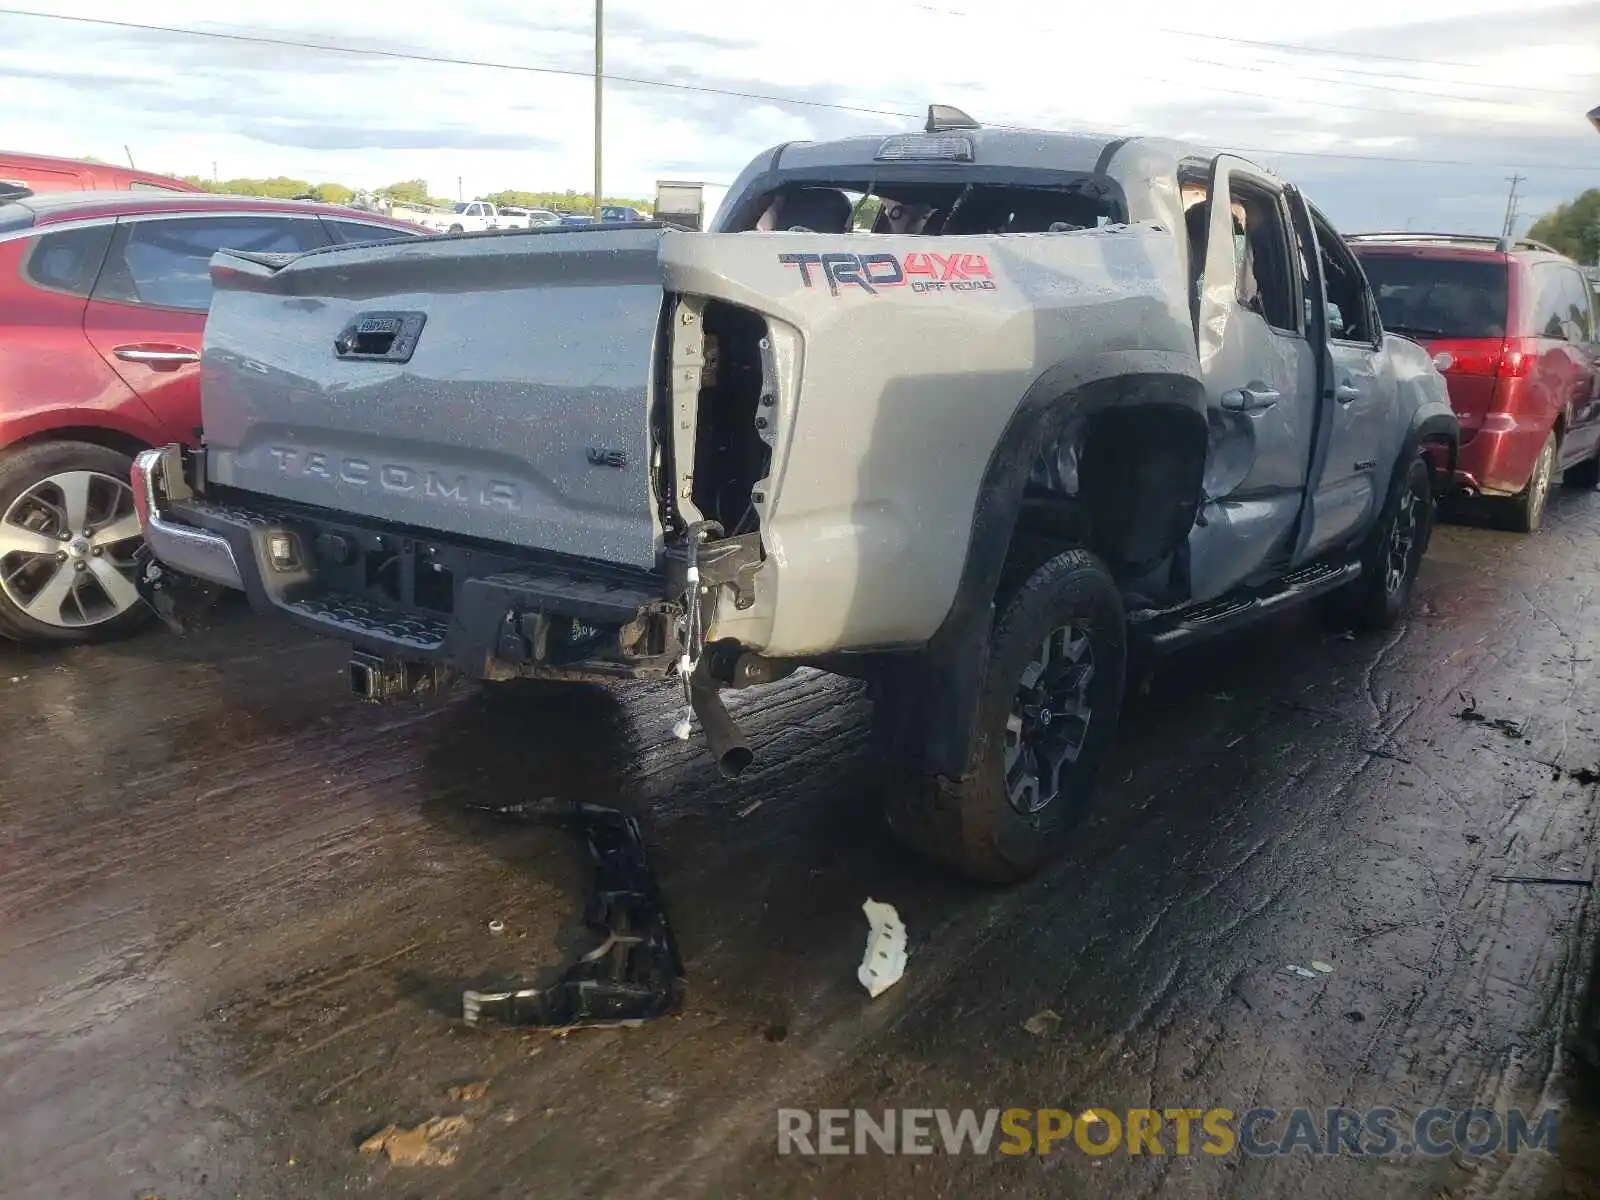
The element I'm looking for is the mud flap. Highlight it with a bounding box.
[133,545,223,634]
[461,800,685,1031]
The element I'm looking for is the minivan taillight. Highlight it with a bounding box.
[1437,337,1539,381]
[1494,337,1539,380]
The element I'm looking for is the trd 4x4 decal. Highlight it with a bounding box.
[778,251,997,296]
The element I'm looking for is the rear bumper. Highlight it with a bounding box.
[132,445,687,680]
[132,448,245,590]
[1451,415,1550,496]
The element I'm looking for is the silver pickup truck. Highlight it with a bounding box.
[133,106,1458,882]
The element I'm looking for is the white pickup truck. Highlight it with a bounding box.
[419,200,505,234]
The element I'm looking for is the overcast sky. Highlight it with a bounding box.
[1,0,1597,235]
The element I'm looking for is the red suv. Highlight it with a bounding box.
[0,190,427,644]
[1349,233,1600,531]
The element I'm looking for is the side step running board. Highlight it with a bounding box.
[1130,560,1361,653]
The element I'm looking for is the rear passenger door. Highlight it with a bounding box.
[82,212,331,444]
[1186,155,1318,601]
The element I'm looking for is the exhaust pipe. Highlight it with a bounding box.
[689,677,754,779]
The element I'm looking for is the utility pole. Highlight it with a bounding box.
[123,145,136,169]
[593,0,604,218]
[1500,174,1525,242]
[458,175,464,202]
[212,161,218,184]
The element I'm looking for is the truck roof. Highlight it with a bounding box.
[765,126,1239,183]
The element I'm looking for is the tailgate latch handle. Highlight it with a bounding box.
[333,312,427,363]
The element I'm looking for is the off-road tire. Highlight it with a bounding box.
[0,440,154,644]
[1562,453,1600,490]
[882,548,1126,884]
[1334,455,1433,632]
[1508,431,1557,532]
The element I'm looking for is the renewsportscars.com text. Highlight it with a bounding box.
[777,1106,1558,1158]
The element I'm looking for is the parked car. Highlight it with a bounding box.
[0,151,201,198]
[134,106,1457,882]
[600,205,648,223]
[0,190,427,644]
[498,206,563,229]
[1348,233,1600,530]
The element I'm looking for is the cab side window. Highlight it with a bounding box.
[1310,212,1376,344]
[1228,182,1298,334]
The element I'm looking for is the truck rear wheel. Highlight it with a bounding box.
[883,548,1126,884]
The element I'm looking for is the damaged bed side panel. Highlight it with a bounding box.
[660,224,1205,658]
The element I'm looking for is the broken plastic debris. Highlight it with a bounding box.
[672,710,694,741]
[1080,1110,1103,1125]
[359,1115,470,1168]
[1284,964,1319,979]
[1022,1008,1062,1038]
[1310,960,1334,974]
[461,800,684,1030]
[858,899,907,999]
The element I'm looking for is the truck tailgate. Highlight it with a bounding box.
[199,227,668,570]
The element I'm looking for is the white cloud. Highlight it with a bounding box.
[0,0,1596,229]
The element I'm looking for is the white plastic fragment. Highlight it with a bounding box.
[1310,960,1334,974]
[858,899,908,999]
[1284,964,1319,979]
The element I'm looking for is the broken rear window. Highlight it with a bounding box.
[728,177,1125,236]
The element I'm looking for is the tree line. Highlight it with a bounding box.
[166,174,652,213]
[1527,189,1600,267]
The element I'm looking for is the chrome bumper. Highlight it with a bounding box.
[131,447,245,590]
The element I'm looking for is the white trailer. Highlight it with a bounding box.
[652,180,730,232]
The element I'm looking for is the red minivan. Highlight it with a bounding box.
[1350,234,1600,531]
[0,151,201,198]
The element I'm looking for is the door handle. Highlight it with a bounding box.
[1335,381,1361,403]
[113,346,201,367]
[1220,385,1280,412]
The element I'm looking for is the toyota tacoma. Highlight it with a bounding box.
[132,106,1458,882]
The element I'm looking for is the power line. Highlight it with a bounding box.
[1181,55,1577,108]
[0,7,913,119]
[1199,50,1591,99]
[1155,25,1598,83]
[1,6,1597,175]
[910,3,1597,85]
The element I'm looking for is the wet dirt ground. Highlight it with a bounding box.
[5,490,1600,1200]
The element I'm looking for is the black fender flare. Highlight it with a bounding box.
[871,351,1207,781]
[1399,408,1460,501]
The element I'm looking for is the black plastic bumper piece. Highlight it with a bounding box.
[461,800,685,1031]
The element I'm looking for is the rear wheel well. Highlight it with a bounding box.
[4,426,149,461]
[1004,390,1207,603]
